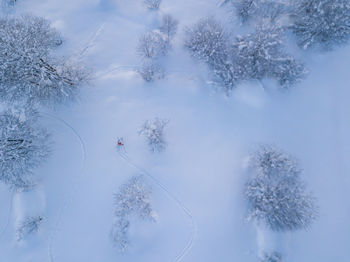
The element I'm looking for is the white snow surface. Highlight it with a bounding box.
[0,0,349,261]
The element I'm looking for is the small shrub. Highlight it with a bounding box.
[17,216,43,241]
[144,0,161,10]
[139,118,169,153]
[260,251,283,262]
[138,60,164,82]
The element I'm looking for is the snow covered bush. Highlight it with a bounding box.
[16,215,43,241]
[144,0,161,10]
[0,15,87,106]
[245,145,317,231]
[139,118,168,153]
[1,0,17,12]
[233,23,306,88]
[159,14,179,41]
[1,0,16,7]
[0,109,51,189]
[291,0,350,50]
[137,31,168,60]
[184,17,238,92]
[260,251,283,262]
[138,60,164,82]
[111,175,155,252]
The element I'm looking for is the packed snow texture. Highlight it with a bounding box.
[0,0,349,262]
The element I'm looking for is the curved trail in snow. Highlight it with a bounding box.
[0,189,15,240]
[42,113,86,262]
[44,10,197,262]
[75,22,106,61]
[95,65,199,84]
[43,113,197,262]
[117,151,197,262]
[94,65,139,80]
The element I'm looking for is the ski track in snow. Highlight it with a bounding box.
[88,13,198,260]
[42,113,197,262]
[75,22,106,61]
[94,65,139,80]
[117,151,197,262]
[44,8,198,262]
[42,113,86,262]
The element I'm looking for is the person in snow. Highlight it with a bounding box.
[116,138,126,153]
[117,139,124,146]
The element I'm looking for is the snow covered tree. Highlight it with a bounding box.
[235,0,258,23]
[16,215,43,241]
[233,23,306,88]
[159,14,178,41]
[111,175,155,252]
[184,17,229,67]
[291,0,350,50]
[245,145,317,231]
[184,17,238,92]
[232,0,288,24]
[136,16,176,82]
[137,31,168,60]
[185,18,305,90]
[0,108,51,189]
[137,31,168,81]
[110,217,130,252]
[0,15,87,107]
[144,0,161,10]
[114,175,155,221]
[260,251,283,262]
[139,117,168,153]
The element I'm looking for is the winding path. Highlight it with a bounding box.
[42,113,86,262]
[75,22,106,62]
[43,113,197,262]
[44,7,197,261]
